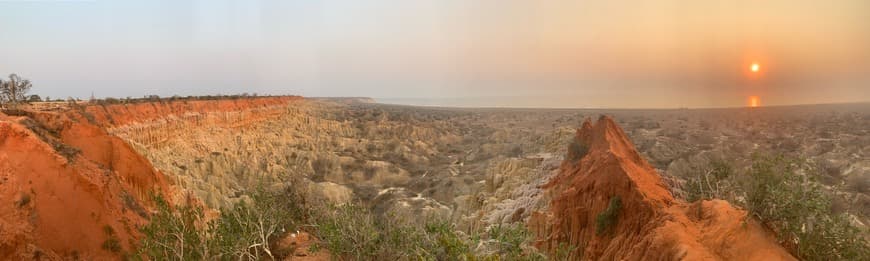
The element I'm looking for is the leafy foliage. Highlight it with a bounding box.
[744,155,869,260]
[487,223,544,260]
[595,196,622,236]
[311,203,546,260]
[135,195,209,260]
[134,186,305,260]
[684,160,734,202]
[210,187,304,260]
[0,73,32,107]
[422,221,474,259]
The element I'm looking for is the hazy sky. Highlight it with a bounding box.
[1,0,868,108]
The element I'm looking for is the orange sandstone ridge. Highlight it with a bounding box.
[82,96,301,128]
[530,116,795,260]
[0,111,171,260]
[0,96,299,260]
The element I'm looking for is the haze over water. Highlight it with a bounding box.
[1,0,868,108]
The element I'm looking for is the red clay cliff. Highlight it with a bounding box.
[0,97,298,260]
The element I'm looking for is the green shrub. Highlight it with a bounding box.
[311,203,547,260]
[210,187,304,260]
[134,186,305,260]
[685,160,734,202]
[423,221,473,259]
[134,195,209,261]
[745,154,868,260]
[488,223,545,260]
[310,204,392,259]
[595,196,622,236]
[135,183,549,260]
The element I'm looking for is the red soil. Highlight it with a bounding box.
[530,116,794,260]
[0,97,299,260]
[0,112,170,260]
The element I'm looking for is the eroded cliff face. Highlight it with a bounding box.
[75,97,330,207]
[531,116,794,260]
[1,97,307,259]
[90,97,300,147]
[0,109,171,260]
[1,97,823,260]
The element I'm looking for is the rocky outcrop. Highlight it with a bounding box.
[91,97,302,149]
[0,110,171,260]
[85,97,299,128]
[0,97,306,259]
[531,116,794,260]
[103,99,359,208]
[104,98,455,212]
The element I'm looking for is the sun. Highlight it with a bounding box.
[750,63,760,72]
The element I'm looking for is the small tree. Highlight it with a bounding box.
[0,78,4,106]
[136,195,209,260]
[1,74,33,107]
[27,95,42,103]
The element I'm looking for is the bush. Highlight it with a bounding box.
[487,223,544,259]
[134,186,305,260]
[210,187,304,260]
[595,196,622,236]
[135,195,209,260]
[567,139,588,163]
[311,203,547,260]
[135,181,548,260]
[423,221,473,259]
[684,160,733,202]
[312,204,427,259]
[745,155,868,260]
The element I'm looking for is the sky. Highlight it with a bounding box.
[1,0,868,108]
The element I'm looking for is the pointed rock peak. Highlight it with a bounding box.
[535,115,795,260]
[579,117,594,133]
[596,114,621,131]
[571,115,644,165]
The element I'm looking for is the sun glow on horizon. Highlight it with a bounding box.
[748,96,760,107]
[750,63,760,72]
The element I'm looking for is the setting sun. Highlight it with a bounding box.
[751,63,760,72]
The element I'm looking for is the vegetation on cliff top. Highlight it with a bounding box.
[0,73,33,108]
[311,203,545,260]
[135,183,546,260]
[135,186,304,260]
[682,154,868,260]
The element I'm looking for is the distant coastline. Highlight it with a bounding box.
[375,97,870,110]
